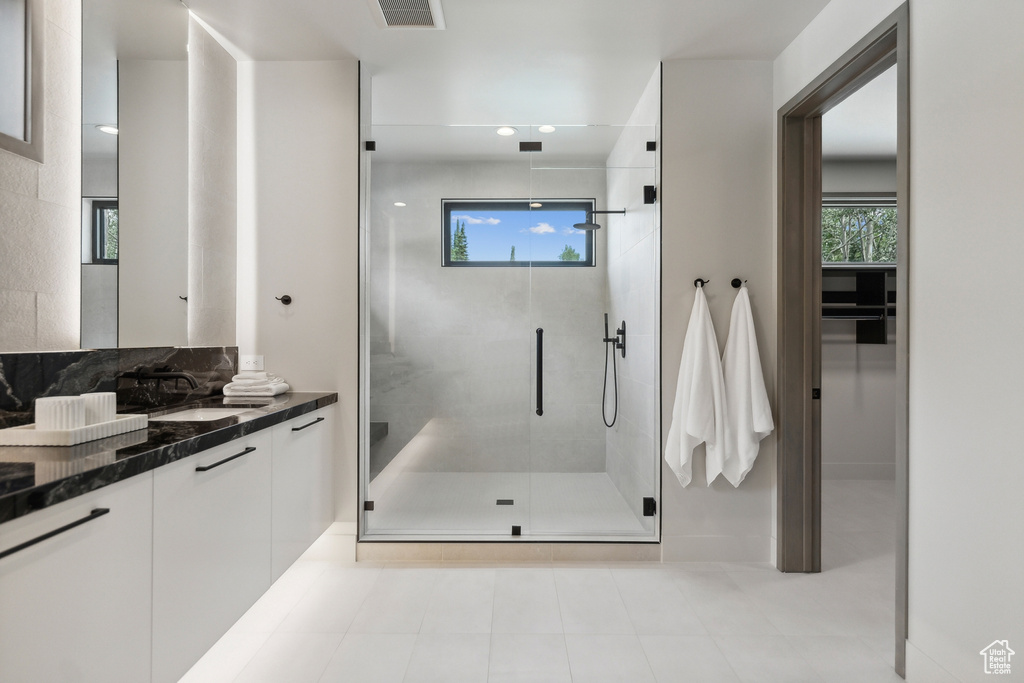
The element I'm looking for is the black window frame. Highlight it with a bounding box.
[441,198,595,268]
[92,199,118,264]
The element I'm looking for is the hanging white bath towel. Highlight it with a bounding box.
[718,285,774,487]
[665,286,728,487]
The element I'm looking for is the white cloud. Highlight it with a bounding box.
[563,227,583,235]
[527,223,556,234]
[453,214,501,225]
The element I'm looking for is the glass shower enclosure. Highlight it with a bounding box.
[359,72,661,541]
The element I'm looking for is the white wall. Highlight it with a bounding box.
[0,0,81,351]
[661,60,775,561]
[776,0,1024,678]
[188,18,237,347]
[80,264,117,349]
[605,67,660,528]
[239,60,360,523]
[118,60,188,347]
[907,2,1024,679]
[822,159,897,193]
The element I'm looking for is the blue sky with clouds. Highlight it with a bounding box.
[451,208,589,262]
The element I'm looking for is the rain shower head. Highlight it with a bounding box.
[574,209,626,231]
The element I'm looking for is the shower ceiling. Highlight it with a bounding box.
[181,0,832,127]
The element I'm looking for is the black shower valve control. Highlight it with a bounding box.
[603,321,627,359]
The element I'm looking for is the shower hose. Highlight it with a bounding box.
[603,332,619,428]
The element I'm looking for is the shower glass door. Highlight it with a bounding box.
[361,110,661,541]
[362,124,534,537]
[526,123,660,539]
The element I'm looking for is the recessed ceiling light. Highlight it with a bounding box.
[496,126,517,136]
[96,125,118,135]
[394,202,406,207]
[530,202,543,208]
[538,125,555,133]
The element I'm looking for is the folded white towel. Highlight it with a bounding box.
[665,286,728,487]
[223,382,290,397]
[235,371,268,380]
[719,285,774,487]
[231,372,283,383]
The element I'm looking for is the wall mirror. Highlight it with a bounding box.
[0,0,43,162]
[81,0,188,348]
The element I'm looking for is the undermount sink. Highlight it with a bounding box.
[150,407,253,422]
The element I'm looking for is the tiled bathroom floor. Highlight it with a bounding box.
[182,480,900,682]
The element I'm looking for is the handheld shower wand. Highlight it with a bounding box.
[602,314,626,428]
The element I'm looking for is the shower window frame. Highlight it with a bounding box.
[441,198,596,268]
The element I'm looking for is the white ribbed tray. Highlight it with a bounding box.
[0,414,149,447]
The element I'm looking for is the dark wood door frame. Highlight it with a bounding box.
[776,2,909,676]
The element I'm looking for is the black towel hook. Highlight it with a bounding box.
[731,278,747,288]
[694,278,709,288]
[276,295,292,305]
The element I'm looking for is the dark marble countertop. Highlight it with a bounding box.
[0,392,338,524]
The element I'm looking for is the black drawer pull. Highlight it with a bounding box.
[292,416,325,432]
[0,508,110,561]
[196,446,256,472]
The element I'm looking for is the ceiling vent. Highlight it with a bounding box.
[368,0,446,29]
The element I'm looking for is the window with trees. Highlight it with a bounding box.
[92,200,118,263]
[821,193,897,263]
[441,199,594,267]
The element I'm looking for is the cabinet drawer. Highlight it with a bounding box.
[271,408,334,579]
[151,431,272,683]
[0,474,154,683]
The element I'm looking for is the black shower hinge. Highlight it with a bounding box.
[644,185,656,204]
[646,141,657,152]
[511,525,522,536]
[365,140,376,151]
[643,497,657,517]
[812,388,821,400]
[363,500,375,511]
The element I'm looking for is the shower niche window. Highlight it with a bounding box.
[442,199,594,267]
[359,67,662,542]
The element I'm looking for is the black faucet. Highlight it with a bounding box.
[120,366,199,391]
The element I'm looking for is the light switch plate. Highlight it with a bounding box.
[240,355,264,371]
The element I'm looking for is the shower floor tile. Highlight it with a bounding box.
[365,472,646,538]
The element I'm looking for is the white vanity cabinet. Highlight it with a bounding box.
[0,473,155,683]
[151,431,273,683]
[271,407,333,580]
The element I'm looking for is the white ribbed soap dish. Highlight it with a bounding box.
[0,414,149,447]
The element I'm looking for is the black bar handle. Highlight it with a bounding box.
[0,508,110,561]
[536,328,544,416]
[196,446,256,472]
[292,416,325,432]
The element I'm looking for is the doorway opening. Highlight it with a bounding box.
[776,3,909,676]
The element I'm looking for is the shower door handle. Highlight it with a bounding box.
[536,327,543,416]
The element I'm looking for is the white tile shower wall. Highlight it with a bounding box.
[0,0,81,351]
[187,17,237,346]
[604,67,661,524]
[368,161,608,475]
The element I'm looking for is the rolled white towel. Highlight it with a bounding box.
[223,382,290,397]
